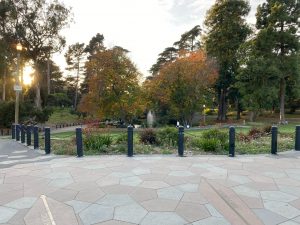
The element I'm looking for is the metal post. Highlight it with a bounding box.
[21,124,25,143]
[45,127,51,154]
[33,125,39,149]
[26,125,31,146]
[12,124,15,139]
[127,125,133,157]
[271,126,278,154]
[178,126,184,157]
[295,126,300,151]
[76,127,83,157]
[229,126,235,157]
[16,124,20,141]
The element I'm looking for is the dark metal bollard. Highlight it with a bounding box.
[12,124,15,139]
[33,126,39,149]
[178,126,184,157]
[45,127,51,154]
[16,124,20,141]
[271,126,278,154]
[295,126,300,151]
[21,124,25,143]
[76,128,83,157]
[127,125,133,157]
[229,126,235,157]
[26,125,32,146]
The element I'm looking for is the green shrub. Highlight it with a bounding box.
[157,127,178,146]
[202,129,228,148]
[84,134,112,153]
[198,138,219,152]
[47,93,72,107]
[115,133,127,144]
[139,129,157,145]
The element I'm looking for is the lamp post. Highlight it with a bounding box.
[14,43,23,125]
[203,104,206,125]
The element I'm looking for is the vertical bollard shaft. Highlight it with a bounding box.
[127,125,133,157]
[12,124,15,139]
[21,124,25,143]
[76,128,83,157]
[26,125,31,146]
[33,125,39,149]
[229,126,235,157]
[16,124,20,141]
[45,127,51,154]
[271,126,278,154]
[178,126,184,157]
[295,126,300,151]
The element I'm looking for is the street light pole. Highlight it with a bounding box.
[14,43,22,125]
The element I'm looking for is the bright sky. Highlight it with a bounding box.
[53,0,265,77]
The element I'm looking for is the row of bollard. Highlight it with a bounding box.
[12,124,300,157]
[12,124,48,153]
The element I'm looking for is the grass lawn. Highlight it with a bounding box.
[47,107,79,125]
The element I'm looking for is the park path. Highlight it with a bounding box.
[1,139,300,225]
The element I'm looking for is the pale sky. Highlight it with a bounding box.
[53,0,265,77]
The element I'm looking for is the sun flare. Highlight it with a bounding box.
[23,65,34,86]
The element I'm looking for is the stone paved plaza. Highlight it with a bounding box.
[1,139,300,225]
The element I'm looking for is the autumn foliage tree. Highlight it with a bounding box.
[78,47,144,123]
[145,50,218,125]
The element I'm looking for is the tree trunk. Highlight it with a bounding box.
[279,78,286,124]
[47,58,51,95]
[2,67,6,101]
[34,65,42,109]
[217,88,227,121]
[74,63,79,110]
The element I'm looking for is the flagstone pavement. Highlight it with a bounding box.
[1,139,300,225]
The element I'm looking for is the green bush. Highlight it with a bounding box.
[202,129,228,148]
[194,138,219,152]
[115,133,127,144]
[139,129,157,145]
[157,127,178,146]
[84,134,112,153]
[47,93,72,107]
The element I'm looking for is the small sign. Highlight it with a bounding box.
[14,85,22,92]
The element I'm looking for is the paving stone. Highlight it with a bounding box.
[175,183,198,192]
[111,172,134,178]
[192,217,231,225]
[181,192,208,204]
[157,186,184,200]
[141,198,178,211]
[0,189,24,205]
[96,175,120,187]
[24,197,78,225]
[130,187,157,202]
[169,171,195,177]
[228,175,252,184]
[65,200,91,213]
[79,204,114,225]
[140,180,169,189]
[253,208,288,225]
[76,188,105,203]
[293,216,300,223]
[7,208,28,225]
[101,185,135,194]
[132,168,151,175]
[240,196,264,209]
[261,191,298,202]
[278,185,300,197]
[291,199,300,210]
[205,204,223,218]
[5,197,37,209]
[264,200,300,219]
[141,212,187,225]
[83,164,106,169]
[264,171,287,179]
[120,176,143,187]
[47,188,78,202]
[114,203,148,224]
[97,194,135,207]
[44,171,72,179]
[176,202,210,222]
[278,221,300,225]
[0,206,18,223]
[48,177,74,188]
[95,221,135,225]
[233,185,260,198]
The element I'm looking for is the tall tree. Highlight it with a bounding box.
[145,51,218,125]
[174,25,202,51]
[78,46,143,123]
[204,0,251,121]
[255,0,299,123]
[1,0,71,109]
[65,43,86,109]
